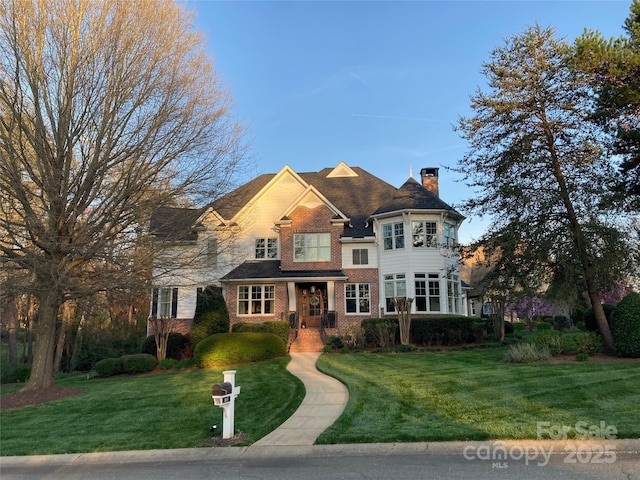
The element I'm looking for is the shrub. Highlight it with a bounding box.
[535,321,552,331]
[361,318,399,347]
[194,332,286,368]
[573,332,604,355]
[231,322,268,333]
[93,357,124,377]
[263,321,290,346]
[140,332,191,360]
[1,363,31,383]
[121,353,158,373]
[325,335,344,350]
[576,353,589,362]
[609,292,640,358]
[159,358,180,370]
[553,316,571,331]
[502,343,551,363]
[504,321,515,335]
[534,330,566,356]
[410,316,478,346]
[191,286,230,347]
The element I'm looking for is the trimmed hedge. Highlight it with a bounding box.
[410,316,481,346]
[231,321,290,347]
[93,357,124,377]
[121,354,158,373]
[194,332,286,368]
[610,292,640,358]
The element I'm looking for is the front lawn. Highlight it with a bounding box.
[316,350,640,443]
[0,357,304,456]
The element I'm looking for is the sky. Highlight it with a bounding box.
[186,0,633,243]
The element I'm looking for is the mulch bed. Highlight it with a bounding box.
[1,385,85,411]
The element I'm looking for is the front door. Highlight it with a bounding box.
[300,285,323,328]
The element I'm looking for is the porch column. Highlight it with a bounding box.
[327,281,335,310]
[287,282,296,311]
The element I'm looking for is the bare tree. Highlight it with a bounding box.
[0,0,245,390]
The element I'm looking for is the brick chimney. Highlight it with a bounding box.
[420,167,439,197]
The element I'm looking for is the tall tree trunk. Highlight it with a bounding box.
[70,301,92,372]
[2,297,18,369]
[588,289,616,353]
[53,302,71,373]
[22,291,61,391]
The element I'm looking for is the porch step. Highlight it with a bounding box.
[289,328,324,353]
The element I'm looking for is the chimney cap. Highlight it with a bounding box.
[420,167,439,177]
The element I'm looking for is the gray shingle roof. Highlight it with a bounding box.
[151,166,462,240]
[372,177,463,218]
[150,206,207,241]
[221,260,347,281]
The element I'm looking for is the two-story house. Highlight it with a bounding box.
[150,162,467,341]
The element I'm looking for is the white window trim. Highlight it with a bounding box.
[345,283,371,315]
[237,284,275,316]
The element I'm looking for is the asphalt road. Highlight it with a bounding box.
[2,442,639,480]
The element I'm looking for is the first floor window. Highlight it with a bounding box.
[294,233,330,262]
[238,285,275,315]
[415,273,441,312]
[384,274,406,313]
[345,283,370,314]
[151,287,178,318]
[447,273,460,314]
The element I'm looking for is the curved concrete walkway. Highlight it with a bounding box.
[252,352,348,446]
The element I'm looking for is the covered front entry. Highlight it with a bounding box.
[297,282,326,328]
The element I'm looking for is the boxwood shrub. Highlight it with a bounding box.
[194,332,286,368]
[93,357,124,377]
[410,316,480,345]
[121,353,158,373]
[609,292,640,358]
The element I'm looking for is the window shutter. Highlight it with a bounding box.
[151,288,158,316]
[171,288,178,318]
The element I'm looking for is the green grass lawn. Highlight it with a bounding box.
[315,350,640,444]
[0,357,304,456]
[2,349,639,456]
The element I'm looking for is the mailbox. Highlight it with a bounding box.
[212,382,233,405]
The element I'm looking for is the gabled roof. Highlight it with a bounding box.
[372,177,464,219]
[150,206,207,241]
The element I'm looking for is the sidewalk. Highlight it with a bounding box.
[252,352,348,446]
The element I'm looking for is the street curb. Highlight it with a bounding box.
[2,439,638,466]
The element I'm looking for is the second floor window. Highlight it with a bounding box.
[412,221,437,247]
[352,248,369,265]
[294,233,330,262]
[255,238,278,259]
[383,222,404,250]
[444,223,456,247]
[151,287,178,318]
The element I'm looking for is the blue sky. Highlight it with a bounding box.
[187,0,632,243]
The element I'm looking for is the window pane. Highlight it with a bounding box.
[346,298,357,313]
[267,238,278,258]
[255,239,265,258]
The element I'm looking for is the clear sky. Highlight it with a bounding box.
[187,0,632,243]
